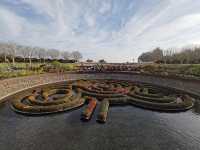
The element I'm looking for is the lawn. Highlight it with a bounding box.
[0,62,77,79]
[139,64,200,77]
[0,63,44,79]
[1,62,200,80]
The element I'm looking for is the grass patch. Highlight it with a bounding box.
[140,64,200,77]
[50,61,77,71]
[0,62,77,79]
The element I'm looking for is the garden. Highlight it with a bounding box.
[10,79,195,123]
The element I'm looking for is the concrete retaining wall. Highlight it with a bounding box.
[0,73,200,102]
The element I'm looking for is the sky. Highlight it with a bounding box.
[1,0,200,62]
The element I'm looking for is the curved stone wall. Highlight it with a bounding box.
[0,72,200,103]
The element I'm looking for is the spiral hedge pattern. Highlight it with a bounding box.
[11,79,195,115]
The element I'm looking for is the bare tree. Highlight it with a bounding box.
[0,42,84,64]
[0,43,9,62]
[71,51,82,61]
[151,47,163,61]
[138,46,200,64]
[194,47,200,63]
[7,42,17,65]
[36,48,47,63]
[47,49,60,60]
[18,45,29,62]
[26,46,36,66]
[62,51,70,60]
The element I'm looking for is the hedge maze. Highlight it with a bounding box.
[11,84,85,114]
[11,79,195,122]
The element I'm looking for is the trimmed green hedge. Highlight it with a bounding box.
[128,92,175,103]
[128,96,194,111]
[11,88,85,114]
[97,100,110,123]
[11,79,195,115]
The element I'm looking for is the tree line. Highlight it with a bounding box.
[138,46,200,64]
[0,42,83,65]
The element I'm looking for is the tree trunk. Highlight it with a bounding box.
[29,57,32,66]
[12,56,15,65]
[4,54,7,63]
[181,59,183,64]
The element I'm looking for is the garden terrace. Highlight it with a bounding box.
[0,72,200,150]
[1,73,200,102]
[0,72,199,116]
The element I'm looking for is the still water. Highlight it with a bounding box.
[0,101,200,150]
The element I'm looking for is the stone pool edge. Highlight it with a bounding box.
[1,72,200,103]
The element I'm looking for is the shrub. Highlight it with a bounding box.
[189,65,200,76]
[51,60,62,68]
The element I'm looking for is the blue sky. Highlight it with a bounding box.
[1,0,200,62]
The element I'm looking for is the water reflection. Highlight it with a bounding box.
[0,98,200,150]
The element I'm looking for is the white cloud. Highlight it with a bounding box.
[0,7,23,37]
[84,13,96,27]
[1,0,200,62]
[99,2,111,14]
